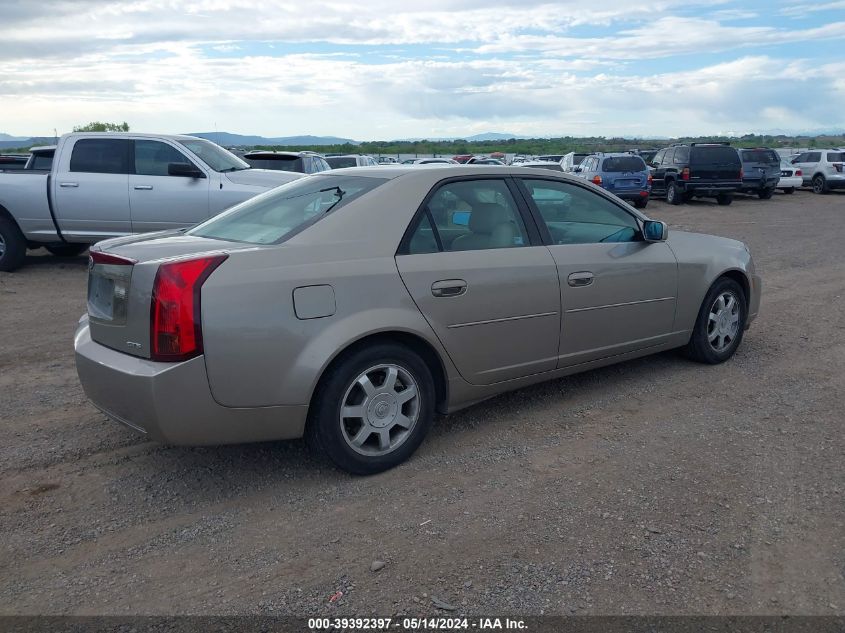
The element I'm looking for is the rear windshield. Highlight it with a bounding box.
[326,157,357,168]
[244,156,303,172]
[828,152,845,162]
[602,156,646,172]
[690,146,740,165]
[187,175,388,245]
[741,149,779,164]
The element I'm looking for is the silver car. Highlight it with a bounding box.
[790,149,845,193]
[75,166,762,474]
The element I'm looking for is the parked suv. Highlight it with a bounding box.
[561,152,588,173]
[738,148,781,199]
[243,150,330,174]
[791,150,845,194]
[650,143,742,206]
[576,152,652,208]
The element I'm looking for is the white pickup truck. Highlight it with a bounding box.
[0,132,303,271]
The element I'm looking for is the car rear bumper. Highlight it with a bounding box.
[74,317,308,445]
[610,189,649,200]
[741,177,780,190]
[682,182,741,196]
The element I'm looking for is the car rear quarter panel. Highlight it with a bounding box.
[666,231,756,334]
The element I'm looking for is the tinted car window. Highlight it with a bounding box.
[134,140,194,176]
[690,146,740,165]
[673,147,690,164]
[407,212,439,255]
[652,149,666,166]
[663,148,675,164]
[805,152,821,162]
[521,179,639,245]
[326,157,357,169]
[69,139,131,174]
[827,152,844,162]
[244,156,304,172]
[188,175,387,245]
[29,153,54,170]
[418,179,529,252]
[602,156,646,172]
[741,149,779,164]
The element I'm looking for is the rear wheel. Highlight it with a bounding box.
[45,243,89,257]
[0,215,27,272]
[306,343,436,475]
[782,187,795,194]
[666,182,683,205]
[758,188,774,200]
[683,277,747,364]
[716,193,733,206]
[812,175,828,194]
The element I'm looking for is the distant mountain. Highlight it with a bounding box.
[395,132,520,142]
[0,136,56,150]
[0,133,31,142]
[188,132,358,147]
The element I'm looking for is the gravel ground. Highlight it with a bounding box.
[1,189,843,616]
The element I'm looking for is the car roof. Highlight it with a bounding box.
[320,165,593,181]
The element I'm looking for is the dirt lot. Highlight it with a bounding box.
[1,190,843,616]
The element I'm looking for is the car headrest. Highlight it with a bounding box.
[469,203,512,234]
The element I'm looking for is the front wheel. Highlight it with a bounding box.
[306,343,436,475]
[0,215,27,272]
[716,193,733,206]
[683,277,747,364]
[666,182,683,205]
[45,243,89,257]
[812,175,828,194]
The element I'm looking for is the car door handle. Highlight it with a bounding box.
[59,182,78,188]
[133,185,153,190]
[568,271,594,287]
[431,279,467,297]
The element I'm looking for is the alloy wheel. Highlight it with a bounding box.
[707,291,740,352]
[339,364,420,456]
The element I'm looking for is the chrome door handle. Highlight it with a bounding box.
[133,185,153,190]
[431,279,467,297]
[59,182,79,188]
[567,271,594,287]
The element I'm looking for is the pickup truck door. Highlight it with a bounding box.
[52,137,132,240]
[128,140,212,232]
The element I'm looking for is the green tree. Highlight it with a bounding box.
[73,121,130,132]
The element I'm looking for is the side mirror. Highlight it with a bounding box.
[643,220,668,242]
[168,162,205,178]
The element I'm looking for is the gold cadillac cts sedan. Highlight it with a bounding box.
[75,166,761,474]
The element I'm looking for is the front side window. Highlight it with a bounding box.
[69,139,131,174]
[406,179,529,253]
[521,178,640,245]
[652,149,666,166]
[134,140,195,176]
[188,175,387,245]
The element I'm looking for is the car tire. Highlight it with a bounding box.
[716,194,733,206]
[634,198,648,209]
[683,277,747,365]
[45,243,89,258]
[666,181,682,205]
[0,214,27,272]
[758,188,773,200]
[782,187,795,194]
[306,342,436,475]
[812,175,828,194]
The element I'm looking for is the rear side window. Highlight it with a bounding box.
[805,152,821,162]
[187,175,387,245]
[741,149,779,164]
[69,139,131,174]
[673,147,690,164]
[602,156,646,172]
[827,152,845,162]
[29,153,54,170]
[690,146,740,165]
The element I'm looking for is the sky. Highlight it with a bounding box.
[1,0,844,140]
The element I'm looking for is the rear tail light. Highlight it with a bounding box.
[150,254,227,362]
[681,167,690,181]
[795,169,802,176]
[592,175,602,185]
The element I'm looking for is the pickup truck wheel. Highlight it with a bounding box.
[0,215,27,272]
[812,175,828,194]
[306,343,435,475]
[684,277,747,364]
[45,243,89,258]
[716,194,733,206]
[758,188,774,200]
[666,182,683,205]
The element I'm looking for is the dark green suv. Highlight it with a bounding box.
[649,143,742,206]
